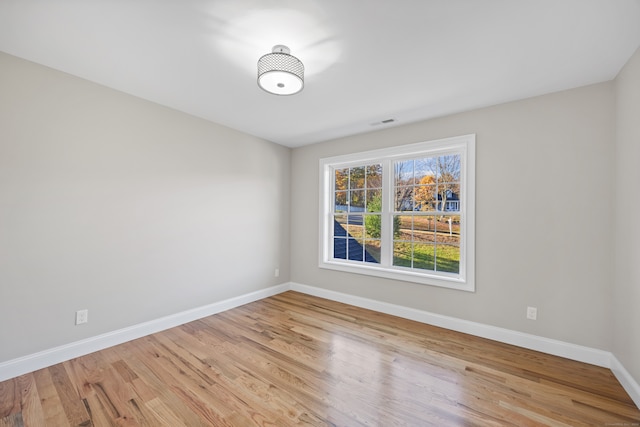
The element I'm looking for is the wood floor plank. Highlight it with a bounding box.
[0,376,19,419]
[2,291,639,426]
[65,351,139,425]
[0,412,22,427]
[144,398,189,427]
[31,368,71,427]
[16,374,45,427]
[48,363,91,426]
[119,340,218,427]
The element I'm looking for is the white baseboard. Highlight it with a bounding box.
[611,355,640,409]
[2,280,638,410]
[0,284,289,382]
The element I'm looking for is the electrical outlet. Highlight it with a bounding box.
[526,306,537,320]
[274,268,280,278]
[76,309,88,325]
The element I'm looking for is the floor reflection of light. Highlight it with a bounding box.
[204,0,342,78]
[328,334,384,420]
[327,333,468,422]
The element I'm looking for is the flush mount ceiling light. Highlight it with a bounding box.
[257,45,304,95]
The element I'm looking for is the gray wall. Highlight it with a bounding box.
[291,82,616,351]
[0,52,291,362]
[614,47,640,381]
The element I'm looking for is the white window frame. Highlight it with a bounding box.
[319,134,476,292]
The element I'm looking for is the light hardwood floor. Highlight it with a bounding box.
[1,291,638,426]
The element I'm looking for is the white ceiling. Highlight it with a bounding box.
[1,1,639,148]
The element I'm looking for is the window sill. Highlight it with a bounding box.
[319,259,475,292]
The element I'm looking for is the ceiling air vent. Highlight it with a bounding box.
[370,118,396,126]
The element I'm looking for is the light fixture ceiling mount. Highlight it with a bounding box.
[257,45,304,96]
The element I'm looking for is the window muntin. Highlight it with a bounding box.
[320,134,475,291]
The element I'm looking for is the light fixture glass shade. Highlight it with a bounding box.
[257,45,304,95]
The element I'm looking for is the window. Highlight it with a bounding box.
[319,134,475,291]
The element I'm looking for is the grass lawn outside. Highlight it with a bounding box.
[392,241,460,273]
[343,219,460,273]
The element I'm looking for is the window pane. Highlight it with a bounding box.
[347,238,364,261]
[364,213,381,239]
[395,187,414,211]
[415,157,438,179]
[436,182,461,212]
[366,164,382,188]
[395,215,413,241]
[350,166,365,189]
[395,160,414,185]
[435,215,460,244]
[364,240,381,264]
[335,168,349,191]
[366,189,382,213]
[438,155,461,182]
[436,245,460,273]
[412,216,436,243]
[414,185,436,211]
[349,190,365,211]
[334,215,348,237]
[335,191,347,212]
[333,237,347,259]
[346,215,363,239]
[347,215,364,240]
[393,241,412,267]
[413,215,436,231]
[413,243,435,271]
